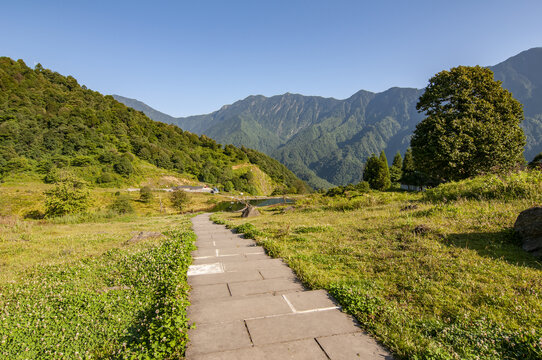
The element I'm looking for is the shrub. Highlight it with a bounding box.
[223,181,234,192]
[44,174,90,217]
[109,194,134,214]
[234,222,262,239]
[97,172,115,184]
[170,189,189,212]
[114,156,133,177]
[24,209,45,220]
[70,155,93,167]
[139,186,153,203]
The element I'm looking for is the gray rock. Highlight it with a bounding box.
[514,207,542,257]
[242,205,260,218]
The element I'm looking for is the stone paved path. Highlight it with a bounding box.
[185,213,393,359]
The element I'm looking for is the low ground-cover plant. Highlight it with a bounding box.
[424,170,542,202]
[0,227,195,359]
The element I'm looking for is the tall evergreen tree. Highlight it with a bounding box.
[401,148,415,185]
[379,151,391,190]
[390,151,403,184]
[363,153,390,190]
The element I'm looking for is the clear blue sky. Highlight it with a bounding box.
[2,0,541,117]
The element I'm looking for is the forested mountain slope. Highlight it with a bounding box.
[0,58,303,194]
[114,48,542,188]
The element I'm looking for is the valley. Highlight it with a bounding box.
[115,48,542,189]
[1,39,541,360]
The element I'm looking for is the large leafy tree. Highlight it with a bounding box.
[411,65,525,181]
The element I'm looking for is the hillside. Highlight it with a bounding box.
[115,48,542,189]
[0,57,304,195]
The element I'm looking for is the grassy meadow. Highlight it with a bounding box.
[0,177,211,359]
[213,171,542,359]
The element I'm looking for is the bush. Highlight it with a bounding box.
[234,222,262,239]
[109,194,134,214]
[44,174,91,217]
[70,155,93,167]
[424,170,542,202]
[43,167,60,184]
[114,156,134,177]
[24,209,45,220]
[97,172,115,184]
[223,181,234,192]
[529,152,542,169]
[170,190,189,212]
[139,186,153,203]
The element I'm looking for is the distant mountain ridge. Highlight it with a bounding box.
[114,47,542,188]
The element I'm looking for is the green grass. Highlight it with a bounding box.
[424,170,542,202]
[0,215,195,359]
[0,180,229,221]
[213,183,542,359]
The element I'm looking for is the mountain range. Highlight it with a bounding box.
[0,57,303,195]
[113,47,542,188]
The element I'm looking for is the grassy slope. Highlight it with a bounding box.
[214,176,542,359]
[232,164,274,196]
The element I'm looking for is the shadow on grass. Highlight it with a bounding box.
[444,229,542,270]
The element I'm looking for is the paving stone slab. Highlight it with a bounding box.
[283,289,338,312]
[188,263,224,276]
[192,255,245,264]
[188,294,291,324]
[191,338,328,360]
[228,278,304,297]
[258,265,296,279]
[246,309,360,345]
[219,246,266,255]
[186,321,251,357]
[188,269,263,286]
[242,253,270,260]
[223,258,286,272]
[189,283,231,304]
[192,248,218,257]
[316,332,393,359]
[195,241,256,249]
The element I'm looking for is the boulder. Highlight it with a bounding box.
[241,205,260,218]
[514,207,542,257]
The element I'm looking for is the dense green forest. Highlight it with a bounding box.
[0,57,303,194]
[117,48,542,189]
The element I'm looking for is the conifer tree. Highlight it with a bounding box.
[401,148,415,185]
[363,153,391,190]
[390,151,403,184]
[379,151,391,190]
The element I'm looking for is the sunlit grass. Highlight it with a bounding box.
[214,190,542,359]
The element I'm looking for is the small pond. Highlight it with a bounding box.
[213,198,295,212]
